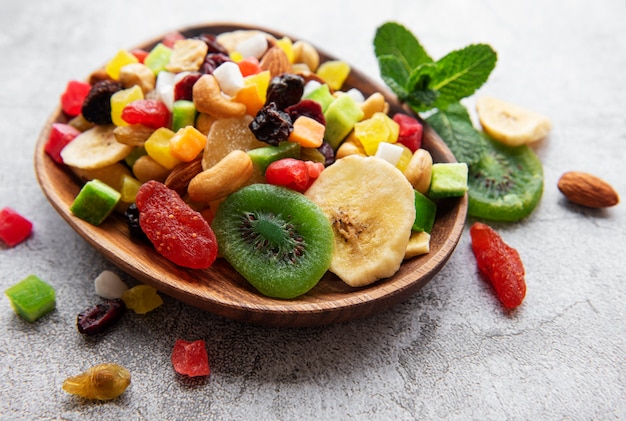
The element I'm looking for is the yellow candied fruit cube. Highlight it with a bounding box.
[105,49,139,80]
[144,127,180,169]
[316,60,350,90]
[275,37,295,63]
[354,112,399,156]
[245,70,271,102]
[110,85,144,127]
[395,144,414,172]
[169,126,206,162]
[119,174,142,204]
[233,71,271,116]
[229,51,243,63]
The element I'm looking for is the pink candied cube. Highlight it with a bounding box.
[171,339,210,377]
[0,207,33,247]
[393,113,423,152]
[44,123,81,164]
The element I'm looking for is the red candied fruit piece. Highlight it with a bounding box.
[60,80,92,117]
[131,49,149,63]
[393,113,423,153]
[237,56,263,77]
[162,31,186,48]
[121,99,171,129]
[171,339,210,377]
[45,123,81,164]
[265,158,324,193]
[135,181,217,269]
[469,222,526,309]
[0,207,33,247]
[174,72,202,102]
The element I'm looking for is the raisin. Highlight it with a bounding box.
[77,299,126,335]
[81,80,123,125]
[249,102,293,145]
[124,203,148,242]
[200,53,232,74]
[195,33,229,55]
[317,142,335,166]
[469,222,526,309]
[265,73,305,110]
[135,181,218,269]
[285,99,326,126]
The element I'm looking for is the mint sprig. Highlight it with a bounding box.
[374,22,497,161]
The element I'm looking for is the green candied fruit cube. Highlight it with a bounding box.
[412,190,437,233]
[144,43,172,74]
[5,275,56,322]
[323,94,364,150]
[172,100,197,132]
[303,83,334,113]
[428,162,469,199]
[70,179,121,226]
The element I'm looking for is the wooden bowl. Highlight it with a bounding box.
[34,23,467,327]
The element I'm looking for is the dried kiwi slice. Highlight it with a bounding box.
[468,136,543,221]
[212,184,334,299]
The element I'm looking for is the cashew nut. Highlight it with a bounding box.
[192,74,247,119]
[188,150,253,203]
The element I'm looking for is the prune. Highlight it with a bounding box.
[174,72,202,101]
[81,80,123,125]
[265,73,304,110]
[317,142,335,166]
[285,99,326,125]
[77,299,126,335]
[249,102,293,145]
[200,53,232,74]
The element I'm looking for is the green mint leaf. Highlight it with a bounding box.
[376,55,411,101]
[425,103,487,165]
[405,63,439,111]
[429,44,497,109]
[374,22,433,73]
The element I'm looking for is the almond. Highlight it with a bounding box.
[557,171,619,208]
[164,156,204,196]
[259,46,292,77]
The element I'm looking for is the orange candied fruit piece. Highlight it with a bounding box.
[233,70,271,116]
[288,116,325,148]
[169,126,207,162]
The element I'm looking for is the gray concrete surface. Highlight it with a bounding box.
[1,1,625,419]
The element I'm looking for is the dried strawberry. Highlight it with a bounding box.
[171,339,210,377]
[135,181,217,269]
[470,222,526,309]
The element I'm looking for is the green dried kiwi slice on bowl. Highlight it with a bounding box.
[467,136,543,222]
[211,183,334,299]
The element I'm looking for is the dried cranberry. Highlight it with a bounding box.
[81,80,123,125]
[174,72,202,101]
[77,299,126,335]
[200,53,232,74]
[265,74,305,110]
[249,102,293,145]
[317,142,335,166]
[285,99,326,126]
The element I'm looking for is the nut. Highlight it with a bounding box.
[360,92,389,120]
[119,63,156,94]
[192,74,247,119]
[403,149,433,194]
[557,171,619,208]
[114,124,155,147]
[132,155,171,183]
[292,40,320,72]
[259,46,292,77]
[188,150,253,203]
[164,156,204,196]
[335,133,366,160]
